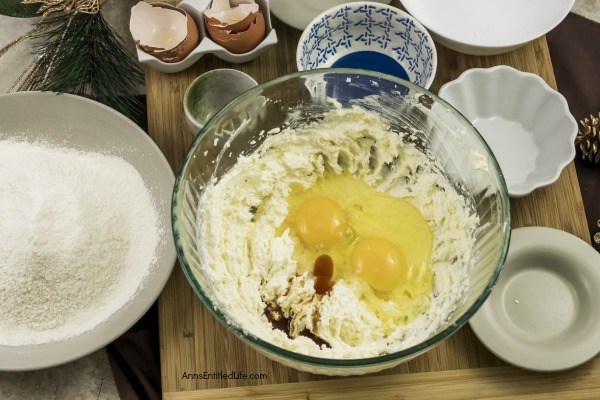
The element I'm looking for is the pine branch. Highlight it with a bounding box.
[0,0,39,17]
[20,12,144,120]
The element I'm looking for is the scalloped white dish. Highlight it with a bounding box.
[439,66,577,197]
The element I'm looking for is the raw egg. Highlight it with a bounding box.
[277,173,434,328]
[294,196,347,249]
[350,237,407,292]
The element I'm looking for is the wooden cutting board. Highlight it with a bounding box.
[144,1,594,398]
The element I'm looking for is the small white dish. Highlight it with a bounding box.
[0,92,176,371]
[470,227,600,372]
[400,0,574,55]
[270,0,391,30]
[439,66,577,197]
[184,69,258,135]
[296,2,437,89]
[135,0,278,73]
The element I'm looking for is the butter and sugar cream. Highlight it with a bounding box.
[196,107,478,358]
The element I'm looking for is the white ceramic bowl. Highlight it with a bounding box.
[401,0,574,55]
[135,0,278,73]
[271,0,391,30]
[439,66,577,197]
[296,2,437,89]
[0,92,176,371]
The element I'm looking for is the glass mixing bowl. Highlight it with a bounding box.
[172,69,511,376]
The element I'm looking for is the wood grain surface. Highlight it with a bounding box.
[144,0,594,396]
[163,357,600,400]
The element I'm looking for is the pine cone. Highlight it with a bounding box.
[576,112,600,164]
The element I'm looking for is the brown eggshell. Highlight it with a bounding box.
[204,11,266,54]
[135,3,200,63]
[205,10,254,33]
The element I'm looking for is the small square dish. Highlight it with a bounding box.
[439,66,577,197]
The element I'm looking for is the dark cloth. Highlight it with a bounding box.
[107,304,161,400]
[547,12,600,250]
[106,13,600,400]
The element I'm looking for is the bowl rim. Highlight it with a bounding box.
[438,65,578,198]
[172,68,511,368]
[295,1,438,90]
[399,0,575,49]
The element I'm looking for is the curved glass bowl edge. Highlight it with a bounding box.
[172,68,512,368]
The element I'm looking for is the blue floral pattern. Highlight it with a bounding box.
[299,5,435,87]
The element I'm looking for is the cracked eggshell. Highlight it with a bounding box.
[130,2,200,63]
[205,10,266,54]
[204,0,259,26]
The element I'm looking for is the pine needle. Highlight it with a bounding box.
[0,0,39,18]
[19,11,144,120]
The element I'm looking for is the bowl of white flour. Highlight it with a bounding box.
[0,92,176,371]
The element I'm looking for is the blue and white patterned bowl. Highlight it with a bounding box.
[296,2,437,89]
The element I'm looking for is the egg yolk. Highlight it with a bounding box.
[294,196,347,249]
[350,237,407,292]
[277,173,433,331]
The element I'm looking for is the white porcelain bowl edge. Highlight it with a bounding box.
[270,0,392,30]
[400,0,575,56]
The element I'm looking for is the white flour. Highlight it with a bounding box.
[0,140,160,346]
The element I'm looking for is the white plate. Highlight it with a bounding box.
[271,0,392,30]
[0,92,176,371]
[470,227,600,372]
[401,0,574,55]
